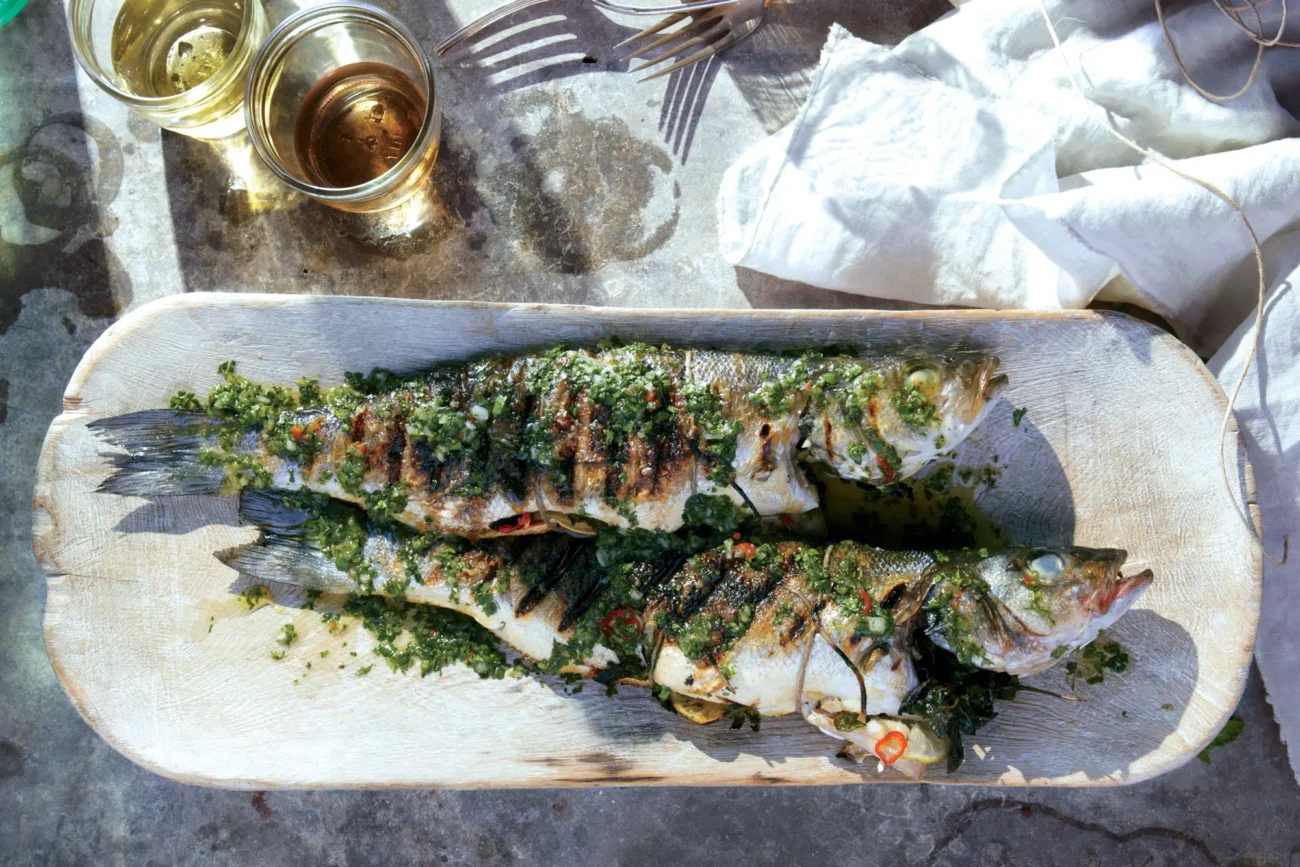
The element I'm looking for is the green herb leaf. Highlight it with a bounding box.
[1197,717,1243,765]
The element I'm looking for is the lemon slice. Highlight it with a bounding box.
[900,723,949,765]
[670,692,726,725]
[863,718,949,765]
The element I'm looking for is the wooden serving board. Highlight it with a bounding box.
[34,295,1261,789]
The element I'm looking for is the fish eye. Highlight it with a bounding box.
[906,366,941,396]
[1028,553,1066,584]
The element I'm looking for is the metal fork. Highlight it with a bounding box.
[436,0,556,56]
[592,0,767,82]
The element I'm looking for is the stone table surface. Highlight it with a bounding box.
[2,0,1299,863]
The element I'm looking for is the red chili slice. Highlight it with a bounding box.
[733,542,757,560]
[875,730,908,765]
[858,588,873,611]
[290,425,307,443]
[876,455,897,483]
[780,515,796,529]
[600,608,643,638]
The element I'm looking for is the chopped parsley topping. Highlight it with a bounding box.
[1064,633,1129,688]
[345,595,517,679]
[892,382,939,428]
[240,585,269,610]
[749,357,812,417]
[684,380,741,484]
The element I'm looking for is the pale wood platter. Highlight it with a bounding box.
[33,294,1261,789]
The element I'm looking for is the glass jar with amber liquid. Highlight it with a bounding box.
[244,3,441,213]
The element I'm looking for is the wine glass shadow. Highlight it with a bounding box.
[1,0,132,334]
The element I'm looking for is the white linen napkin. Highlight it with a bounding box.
[718,2,1300,354]
[718,0,1300,780]
[1209,251,1300,786]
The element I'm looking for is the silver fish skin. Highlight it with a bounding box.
[94,345,1005,539]
[218,496,1147,722]
[921,547,1154,676]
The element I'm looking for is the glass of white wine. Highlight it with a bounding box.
[244,3,441,213]
[68,0,267,138]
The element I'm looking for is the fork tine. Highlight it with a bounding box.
[630,18,728,70]
[435,0,556,56]
[623,13,723,61]
[614,11,689,49]
[637,24,743,82]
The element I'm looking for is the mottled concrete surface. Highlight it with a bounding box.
[3,0,1300,863]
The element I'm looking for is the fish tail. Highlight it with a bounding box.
[90,410,226,496]
[214,490,355,594]
[215,537,356,594]
[234,488,312,537]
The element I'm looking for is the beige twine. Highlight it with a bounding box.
[1035,0,1289,566]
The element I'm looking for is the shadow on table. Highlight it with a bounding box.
[160,64,683,299]
[113,497,244,535]
[438,0,726,163]
[735,265,954,311]
[0,0,131,336]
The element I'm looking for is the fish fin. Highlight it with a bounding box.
[235,489,311,537]
[216,490,354,593]
[90,410,225,496]
[215,536,355,595]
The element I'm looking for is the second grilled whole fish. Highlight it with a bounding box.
[92,343,1006,538]
[220,490,1152,776]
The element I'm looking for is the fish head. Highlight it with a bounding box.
[859,353,1006,480]
[926,547,1153,676]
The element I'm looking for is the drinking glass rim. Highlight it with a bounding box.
[243,2,439,202]
[68,0,261,108]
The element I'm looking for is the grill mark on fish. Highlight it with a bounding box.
[385,423,406,486]
[559,564,609,631]
[350,408,367,448]
[758,422,775,473]
[618,433,655,503]
[643,555,686,595]
[412,438,438,494]
[660,555,727,621]
[515,539,584,617]
[573,393,608,503]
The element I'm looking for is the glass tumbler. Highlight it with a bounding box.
[244,3,441,213]
[68,0,267,138]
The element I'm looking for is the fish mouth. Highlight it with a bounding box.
[979,357,1007,401]
[959,358,1007,423]
[1088,567,1154,615]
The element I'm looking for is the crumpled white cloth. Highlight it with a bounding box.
[717,0,1300,354]
[1209,250,1300,785]
[718,0,1300,780]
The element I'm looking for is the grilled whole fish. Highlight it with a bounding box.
[220,491,1151,770]
[92,344,1005,538]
